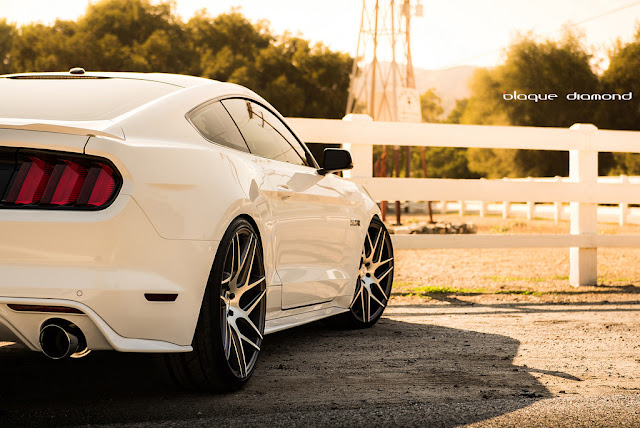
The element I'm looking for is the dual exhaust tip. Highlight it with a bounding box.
[39,319,88,360]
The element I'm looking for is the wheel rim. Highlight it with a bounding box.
[351,221,394,323]
[219,227,266,379]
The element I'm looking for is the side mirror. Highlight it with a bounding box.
[318,148,353,175]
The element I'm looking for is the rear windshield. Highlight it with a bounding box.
[0,77,179,121]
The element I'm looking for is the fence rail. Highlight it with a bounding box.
[287,117,640,287]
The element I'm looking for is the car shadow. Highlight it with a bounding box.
[0,317,554,427]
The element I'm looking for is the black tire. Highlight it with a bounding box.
[164,218,266,392]
[339,216,394,329]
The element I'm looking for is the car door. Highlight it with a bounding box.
[222,98,359,309]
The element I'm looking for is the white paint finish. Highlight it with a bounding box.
[0,74,372,357]
[570,247,598,287]
[0,298,191,353]
[569,129,599,287]
[349,177,640,204]
[87,136,267,241]
[503,200,510,219]
[264,306,348,335]
[412,200,640,225]
[342,143,372,179]
[391,234,640,249]
[257,159,362,309]
[554,202,562,224]
[0,196,216,346]
[0,128,89,153]
[619,175,629,226]
[0,119,125,140]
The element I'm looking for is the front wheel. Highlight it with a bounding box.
[165,218,266,392]
[342,217,394,328]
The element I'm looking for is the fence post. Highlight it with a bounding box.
[459,200,466,216]
[502,177,510,219]
[526,177,535,220]
[342,143,372,180]
[569,123,598,287]
[554,176,562,224]
[342,115,373,181]
[619,175,628,226]
[440,201,448,214]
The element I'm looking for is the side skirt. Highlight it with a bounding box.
[264,306,349,335]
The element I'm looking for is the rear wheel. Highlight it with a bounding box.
[342,217,394,328]
[165,218,266,392]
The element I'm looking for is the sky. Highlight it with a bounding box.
[1,0,639,70]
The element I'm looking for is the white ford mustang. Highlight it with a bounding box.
[0,69,394,391]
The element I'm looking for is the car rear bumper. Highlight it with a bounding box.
[0,195,217,352]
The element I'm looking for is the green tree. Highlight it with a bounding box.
[186,10,271,84]
[0,19,15,74]
[446,98,468,124]
[3,0,351,120]
[9,20,80,72]
[420,88,444,123]
[597,27,640,174]
[79,0,190,72]
[416,88,475,178]
[598,28,640,132]
[460,32,600,177]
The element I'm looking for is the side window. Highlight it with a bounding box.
[221,98,309,166]
[187,101,249,152]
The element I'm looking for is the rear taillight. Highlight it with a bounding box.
[0,150,120,209]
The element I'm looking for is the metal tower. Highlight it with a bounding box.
[346,0,423,223]
[346,0,423,122]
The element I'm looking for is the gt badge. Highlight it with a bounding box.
[350,219,361,227]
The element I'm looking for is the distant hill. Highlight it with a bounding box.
[413,65,478,116]
[350,64,478,119]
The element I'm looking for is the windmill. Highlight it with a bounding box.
[346,0,424,223]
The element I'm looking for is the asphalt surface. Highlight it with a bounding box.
[0,301,639,427]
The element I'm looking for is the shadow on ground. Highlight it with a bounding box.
[0,318,553,427]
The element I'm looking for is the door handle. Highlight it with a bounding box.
[277,185,294,199]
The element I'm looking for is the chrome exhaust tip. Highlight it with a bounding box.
[39,320,86,360]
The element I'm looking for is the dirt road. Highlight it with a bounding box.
[1,296,639,427]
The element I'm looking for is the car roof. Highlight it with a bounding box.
[0,71,215,88]
[0,70,263,123]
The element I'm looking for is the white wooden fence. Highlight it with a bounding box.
[409,175,640,226]
[287,117,640,287]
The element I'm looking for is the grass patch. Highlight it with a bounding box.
[485,275,568,282]
[412,285,483,294]
[494,290,543,296]
[393,285,543,297]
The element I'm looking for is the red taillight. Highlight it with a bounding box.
[51,161,87,205]
[89,164,116,206]
[6,157,53,204]
[1,153,119,209]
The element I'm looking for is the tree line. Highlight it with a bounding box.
[0,0,351,120]
[420,30,640,178]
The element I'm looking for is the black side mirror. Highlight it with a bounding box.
[318,148,353,175]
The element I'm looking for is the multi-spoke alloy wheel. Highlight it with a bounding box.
[219,227,266,379]
[165,218,266,392]
[345,217,394,328]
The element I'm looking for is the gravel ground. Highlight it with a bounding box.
[1,299,638,427]
[1,216,639,427]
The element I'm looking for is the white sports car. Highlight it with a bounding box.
[0,69,394,391]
